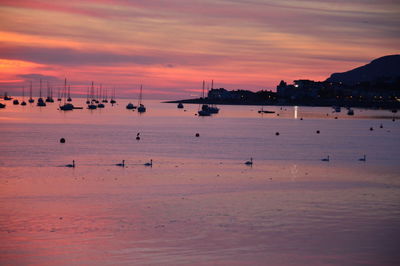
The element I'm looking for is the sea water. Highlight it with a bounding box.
[0,99,399,265]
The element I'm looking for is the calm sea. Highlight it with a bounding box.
[1,99,400,265]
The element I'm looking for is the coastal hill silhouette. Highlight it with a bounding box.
[326,54,400,85]
[168,55,400,108]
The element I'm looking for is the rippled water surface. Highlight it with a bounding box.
[1,99,400,265]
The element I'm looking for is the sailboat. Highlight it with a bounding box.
[3,92,12,100]
[102,88,108,103]
[347,107,354,116]
[110,88,116,104]
[126,87,137,110]
[258,106,275,114]
[86,87,90,104]
[60,78,74,110]
[45,81,54,102]
[198,81,211,116]
[57,87,62,101]
[87,81,97,109]
[97,84,105,108]
[37,79,46,107]
[21,86,27,106]
[207,80,219,114]
[137,84,146,113]
[28,81,34,103]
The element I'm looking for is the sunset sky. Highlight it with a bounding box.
[1,0,399,99]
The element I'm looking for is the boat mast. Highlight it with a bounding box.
[39,79,42,98]
[64,78,67,104]
[68,81,70,99]
[202,80,205,99]
[138,84,143,105]
[30,81,32,100]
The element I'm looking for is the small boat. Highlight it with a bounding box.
[347,108,354,116]
[0,103,5,108]
[208,105,219,114]
[13,99,19,105]
[198,109,211,116]
[258,107,275,114]
[126,103,135,109]
[87,104,97,109]
[97,103,105,108]
[177,102,184,109]
[37,98,46,107]
[60,103,74,110]
[333,106,341,112]
[199,104,218,115]
[138,104,146,113]
[3,92,12,100]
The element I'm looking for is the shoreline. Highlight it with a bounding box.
[163,98,400,110]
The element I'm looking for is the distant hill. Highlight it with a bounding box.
[326,55,400,85]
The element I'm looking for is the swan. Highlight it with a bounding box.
[144,159,153,166]
[116,160,125,167]
[358,155,366,162]
[321,156,330,162]
[65,160,75,168]
[244,158,253,165]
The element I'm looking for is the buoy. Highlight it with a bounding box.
[316,130,320,134]
[60,138,65,143]
[300,118,303,120]
[195,133,200,137]
[334,117,338,119]
[275,132,279,136]
[370,127,373,131]
[136,132,140,140]
[380,124,383,128]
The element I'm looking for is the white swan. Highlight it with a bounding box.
[245,158,253,165]
[116,160,125,167]
[321,156,330,162]
[65,160,75,168]
[358,155,366,162]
